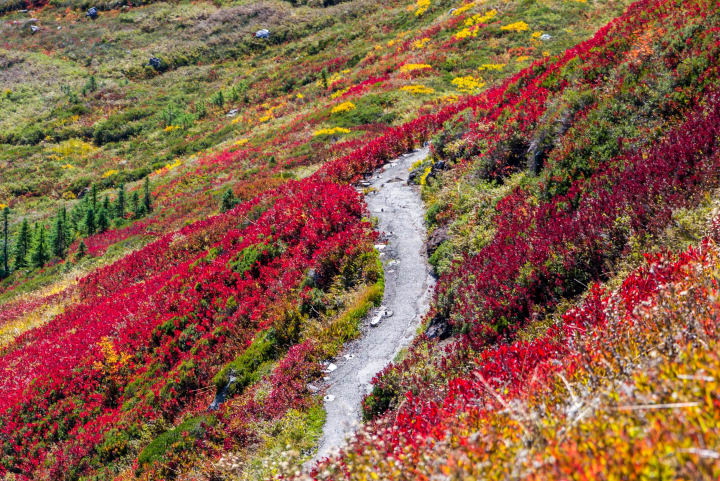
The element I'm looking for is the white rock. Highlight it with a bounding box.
[324,362,337,373]
[324,394,335,402]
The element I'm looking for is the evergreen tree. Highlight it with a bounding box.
[31,224,48,269]
[85,207,96,235]
[51,210,67,259]
[102,196,110,213]
[14,219,30,269]
[97,208,109,233]
[143,177,152,213]
[321,68,328,89]
[115,184,125,218]
[221,188,237,212]
[130,191,139,217]
[76,240,87,259]
[91,184,97,211]
[1,207,8,277]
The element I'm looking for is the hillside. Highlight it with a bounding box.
[1,0,719,479]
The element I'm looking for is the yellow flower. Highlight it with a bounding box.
[0,203,6,210]
[61,163,74,170]
[401,84,435,94]
[452,1,476,16]
[331,87,351,99]
[399,63,432,73]
[412,37,431,49]
[102,169,119,178]
[258,112,273,123]
[312,127,351,137]
[332,101,356,114]
[478,63,506,71]
[531,31,542,39]
[296,92,304,99]
[163,125,180,132]
[451,76,486,93]
[235,138,249,146]
[501,21,530,32]
[465,9,496,26]
[62,191,77,200]
[516,55,531,62]
[414,0,430,16]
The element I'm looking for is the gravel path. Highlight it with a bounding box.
[309,147,434,464]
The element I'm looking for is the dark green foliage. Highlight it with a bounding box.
[136,414,216,472]
[211,90,224,107]
[85,207,96,235]
[76,240,87,260]
[1,207,8,277]
[30,224,48,269]
[14,219,30,269]
[130,191,139,217]
[220,188,237,212]
[115,184,125,218]
[91,184,97,211]
[143,177,152,213]
[97,208,109,233]
[51,208,69,259]
[212,331,277,396]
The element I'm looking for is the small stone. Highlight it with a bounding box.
[385,310,394,318]
[324,362,337,373]
[343,354,355,360]
[307,383,320,393]
[324,394,335,402]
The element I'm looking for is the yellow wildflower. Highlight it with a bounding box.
[102,169,119,178]
[0,203,6,210]
[452,1,475,16]
[332,101,356,114]
[399,63,432,73]
[401,84,435,94]
[531,31,542,39]
[451,76,486,93]
[235,138,249,146]
[412,37,431,49]
[312,127,351,137]
[414,0,430,16]
[296,92,304,99]
[501,21,530,32]
[163,125,180,132]
[478,63,506,71]
[61,163,74,170]
[331,87,351,99]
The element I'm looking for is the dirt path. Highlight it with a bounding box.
[309,147,434,464]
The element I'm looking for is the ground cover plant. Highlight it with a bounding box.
[2,0,720,479]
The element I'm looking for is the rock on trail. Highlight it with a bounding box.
[309,147,434,464]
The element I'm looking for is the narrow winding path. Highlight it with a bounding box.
[310,147,434,464]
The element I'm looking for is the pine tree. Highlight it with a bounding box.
[102,196,110,213]
[131,191,139,217]
[321,68,328,90]
[221,188,236,212]
[51,210,67,259]
[97,208,109,233]
[115,184,125,219]
[1,207,8,277]
[143,177,152,214]
[31,224,48,269]
[76,240,87,260]
[91,184,97,211]
[14,219,30,269]
[85,207,96,235]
